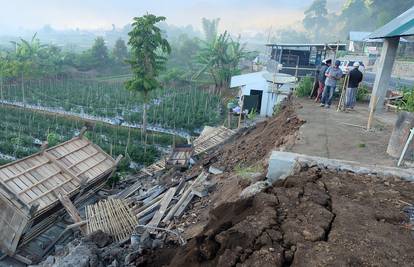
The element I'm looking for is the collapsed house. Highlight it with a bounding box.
[0,129,121,264]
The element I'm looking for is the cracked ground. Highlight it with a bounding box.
[138,167,414,267]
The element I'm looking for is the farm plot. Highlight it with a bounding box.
[0,104,183,169]
[0,79,224,132]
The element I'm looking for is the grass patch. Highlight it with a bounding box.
[235,164,264,178]
[295,77,314,97]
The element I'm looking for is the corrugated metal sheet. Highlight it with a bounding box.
[369,6,414,39]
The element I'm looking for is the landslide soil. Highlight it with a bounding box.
[140,168,414,267]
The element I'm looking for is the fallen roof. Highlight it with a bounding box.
[369,6,414,39]
[0,133,116,255]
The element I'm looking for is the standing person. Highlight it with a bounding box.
[315,59,332,102]
[345,62,363,110]
[320,60,343,108]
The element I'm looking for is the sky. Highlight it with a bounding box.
[0,0,345,35]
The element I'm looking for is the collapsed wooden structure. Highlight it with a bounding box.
[0,129,120,260]
[166,144,193,169]
[116,125,236,199]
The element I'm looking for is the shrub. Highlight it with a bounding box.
[396,87,414,112]
[295,77,313,97]
[356,85,369,102]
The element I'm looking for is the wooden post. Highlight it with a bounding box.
[337,74,349,112]
[238,96,244,129]
[55,189,87,235]
[40,141,48,154]
[109,155,123,178]
[367,95,377,130]
[79,127,87,138]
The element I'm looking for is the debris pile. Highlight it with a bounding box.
[134,168,414,267]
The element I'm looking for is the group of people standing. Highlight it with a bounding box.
[314,59,363,110]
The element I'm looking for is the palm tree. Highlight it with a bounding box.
[195,31,248,90]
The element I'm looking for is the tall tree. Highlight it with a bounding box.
[125,14,171,149]
[196,31,248,90]
[202,18,220,42]
[112,38,128,64]
[303,0,328,41]
[90,37,109,68]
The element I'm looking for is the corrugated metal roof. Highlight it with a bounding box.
[369,6,414,39]
[266,43,347,50]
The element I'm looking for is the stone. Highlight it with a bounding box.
[240,181,270,199]
[209,166,224,175]
[84,230,113,248]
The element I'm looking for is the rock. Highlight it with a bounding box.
[44,255,55,266]
[125,252,139,264]
[240,181,270,199]
[53,243,99,267]
[84,230,113,248]
[240,248,283,267]
[209,166,224,175]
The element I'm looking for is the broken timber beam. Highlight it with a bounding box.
[56,189,87,235]
[147,187,177,230]
[162,171,208,224]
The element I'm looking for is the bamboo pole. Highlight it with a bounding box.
[238,95,244,129]
[337,74,349,112]
[367,95,377,130]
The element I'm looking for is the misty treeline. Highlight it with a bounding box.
[0,17,251,91]
[271,0,414,43]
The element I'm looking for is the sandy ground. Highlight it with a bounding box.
[291,98,398,167]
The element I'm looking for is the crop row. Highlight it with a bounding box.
[0,78,224,131]
[0,105,183,169]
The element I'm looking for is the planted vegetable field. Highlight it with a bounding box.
[0,104,184,169]
[0,78,224,132]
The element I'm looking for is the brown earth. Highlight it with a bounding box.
[139,167,414,267]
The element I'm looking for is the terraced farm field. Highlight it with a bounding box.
[0,104,184,168]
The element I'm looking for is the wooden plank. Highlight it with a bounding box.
[43,151,82,183]
[162,172,208,224]
[18,170,61,195]
[2,160,49,182]
[147,187,177,229]
[76,157,107,176]
[55,142,90,160]
[26,178,73,204]
[174,192,195,218]
[56,189,86,235]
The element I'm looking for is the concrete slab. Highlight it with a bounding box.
[267,151,414,182]
[291,99,398,167]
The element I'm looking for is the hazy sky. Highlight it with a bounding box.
[0,0,345,34]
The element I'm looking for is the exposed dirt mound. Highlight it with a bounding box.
[139,168,414,267]
[203,101,304,171]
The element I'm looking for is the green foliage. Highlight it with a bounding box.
[126,14,171,137]
[273,103,282,116]
[295,77,313,97]
[303,0,328,41]
[356,85,369,102]
[201,18,220,43]
[195,31,249,89]
[47,132,60,147]
[247,108,257,120]
[396,88,414,112]
[112,38,128,64]
[126,14,171,98]
[0,104,182,168]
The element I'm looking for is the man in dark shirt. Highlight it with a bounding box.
[345,62,363,110]
[315,59,331,102]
